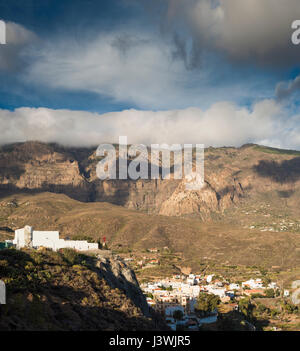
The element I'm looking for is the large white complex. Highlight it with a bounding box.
[13,225,98,251]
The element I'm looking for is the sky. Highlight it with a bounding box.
[1,0,300,149]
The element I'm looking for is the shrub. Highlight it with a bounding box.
[265,289,275,298]
[195,293,220,316]
[251,293,265,299]
[60,248,80,265]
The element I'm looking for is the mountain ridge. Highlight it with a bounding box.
[1,141,300,219]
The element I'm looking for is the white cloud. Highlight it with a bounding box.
[24,31,200,109]
[22,28,277,109]
[1,99,299,150]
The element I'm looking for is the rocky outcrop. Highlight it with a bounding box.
[0,247,166,330]
[95,250,149,316]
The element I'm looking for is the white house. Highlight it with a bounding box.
[283,290,290,297]
[206,275,214,283]
[229,283,240,290]
[268,282,278,289]
[191,285,200,297]
[242,279,263,289]
[207,286,226,298]
[187,277,197,286]
[13,226,98,252]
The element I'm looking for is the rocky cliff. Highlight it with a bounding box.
[1,141,300,218]
[95,250,150,316]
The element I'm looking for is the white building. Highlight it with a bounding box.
[206,275,214,283]
[13,225,98,252]
[191,285,200,297]
[146,297,156,307]
[268,282,278,289]
[229,283,240,290]
[187,277,197,286]
[206,286,226,298]
[242,279,264,289]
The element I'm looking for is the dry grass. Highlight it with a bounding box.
[1,191,300,271]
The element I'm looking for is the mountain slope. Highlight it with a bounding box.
[1,192,300,270]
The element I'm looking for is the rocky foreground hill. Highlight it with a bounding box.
[0,248,166,330]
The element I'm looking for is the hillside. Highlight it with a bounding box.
[1,192,300,270]
[0,247,166,330]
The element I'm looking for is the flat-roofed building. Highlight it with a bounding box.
[13,225,98,251]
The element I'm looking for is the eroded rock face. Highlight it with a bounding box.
[0,142,90,201]
[96,251,149,316]
[1,141,300,218]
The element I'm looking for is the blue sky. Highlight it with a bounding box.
[0,0,300,148]
[0,0,141,112]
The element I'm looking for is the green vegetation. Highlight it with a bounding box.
[253,145,300,156]
[238,298,255,321]
[280,300,299,314]
[265,289,275,298]
[195,293,220,316]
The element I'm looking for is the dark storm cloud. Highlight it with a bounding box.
[141,0,300,68]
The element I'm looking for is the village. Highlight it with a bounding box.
[140,272,282,331]
[109,245,300,331]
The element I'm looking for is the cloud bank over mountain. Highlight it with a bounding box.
[1,99,300,150]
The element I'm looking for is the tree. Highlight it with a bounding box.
[281,300,298,314]
[256,303,267,314]
[195,293,220,316]
[173,310,184,321]
[251,293,265,299]
[238,297,255,321]
[265,288,275,298]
